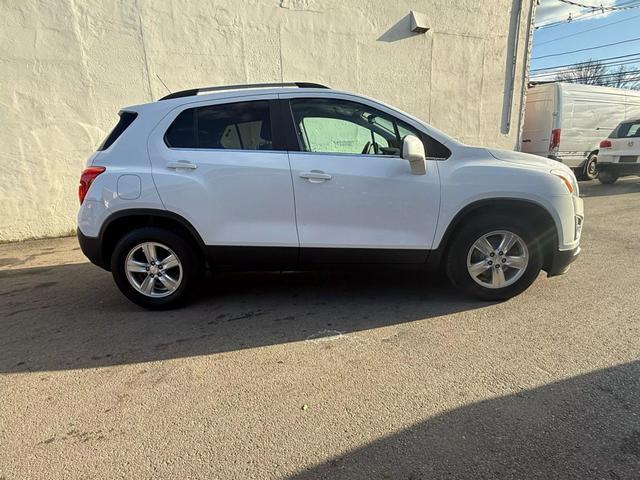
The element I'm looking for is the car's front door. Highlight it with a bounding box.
[283,95,442,263]
[148,96,299,264]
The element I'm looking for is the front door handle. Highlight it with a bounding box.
[299,170,332,183]
[167,160,197,170]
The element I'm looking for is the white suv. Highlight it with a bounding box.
[77,82,583,309]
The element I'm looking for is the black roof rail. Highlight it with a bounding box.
[159,82,329,101]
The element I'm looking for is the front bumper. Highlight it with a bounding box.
[547,245,580,277]
[77,228,110,271]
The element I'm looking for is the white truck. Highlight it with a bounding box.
[521,82,640,180]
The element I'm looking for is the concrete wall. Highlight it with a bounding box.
[0,0,535,242]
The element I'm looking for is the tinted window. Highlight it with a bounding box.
[164,101,272,150]
[611,121,640,138]
[98,111,137,151]
[289,98,450,158]
[164,109,195,148]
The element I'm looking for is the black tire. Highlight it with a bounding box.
[446,215,543,301]
[577,153,598,181]
[597,170,618,185]
[110,227,202,309]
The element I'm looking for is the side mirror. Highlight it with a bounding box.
[402,135,426,175]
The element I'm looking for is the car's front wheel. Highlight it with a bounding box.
[446,216,543,301]
[111,227,201,309]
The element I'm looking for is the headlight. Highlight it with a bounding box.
[551,169,579,195]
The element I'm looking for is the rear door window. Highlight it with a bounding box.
[164,101,273,150]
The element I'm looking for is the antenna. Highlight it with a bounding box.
[155,74,172,95]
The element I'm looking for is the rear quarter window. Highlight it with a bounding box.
[97,111,137,151]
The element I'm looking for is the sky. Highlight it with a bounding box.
[531,0,640,82]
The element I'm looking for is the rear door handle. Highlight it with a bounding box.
[167,160,197,170]
[299,170,332,183]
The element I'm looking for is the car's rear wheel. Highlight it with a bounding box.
[597,170,618,185]
[446,216,543,301]
[111,227,200,309]
[581,153,598,181]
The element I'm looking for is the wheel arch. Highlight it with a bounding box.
[576,149,599,180]
[427,198,559,273]
[581,149,599,166]
[98,209,207,270]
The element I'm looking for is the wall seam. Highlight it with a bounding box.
[278,24,284,81]
[135,0,154,101]
[479,37,486,143]
[68,0,99,127]
[241,16,249,82]
[428,33,434,122]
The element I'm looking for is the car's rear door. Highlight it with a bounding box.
[281,94,442,263]
[148,95,298,264]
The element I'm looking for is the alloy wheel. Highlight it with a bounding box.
[466,230,529,289]
[124,242,183,298]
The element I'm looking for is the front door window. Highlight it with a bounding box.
[289,98,424,156]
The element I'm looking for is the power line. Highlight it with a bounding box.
[599,76,640,84]
[531,60,640,78]
[535,1,640,29]
[543,67,640,79]
[531,78,640,87]
[531,52,640,72]
[532,67,640,80]
[536,9,603,29]
[545,68,640,82]
[556,0,640,11]
[532,36,640,59]
[531,56,640,76]
[531,61,640,79]
[536,13,640,45]
[530,72,640,86]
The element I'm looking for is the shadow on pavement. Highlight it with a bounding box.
[579,177,640,198]
[0,262,487,373]
[287,361,640,479]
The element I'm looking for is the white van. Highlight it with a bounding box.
[521,82,640,180]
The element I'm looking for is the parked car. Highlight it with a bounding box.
[78,82,583,309]
[521,82,640,180]
[597,118,640,184]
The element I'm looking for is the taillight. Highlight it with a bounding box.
[599,139,612,148]
[79,166,105,204]
[549,128,561,151]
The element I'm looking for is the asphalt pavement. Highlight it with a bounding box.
[1,178,639,479]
